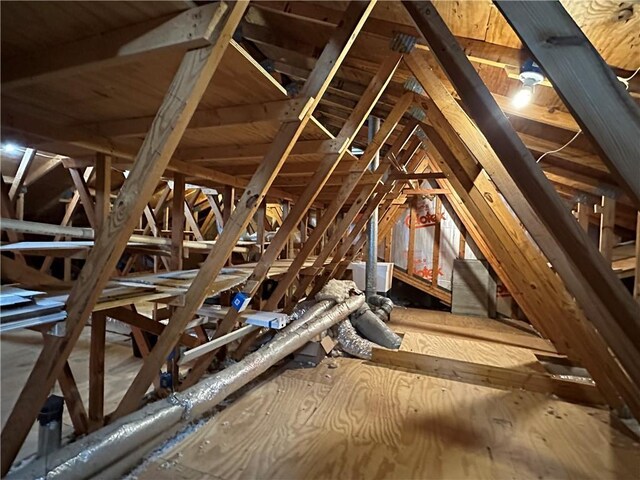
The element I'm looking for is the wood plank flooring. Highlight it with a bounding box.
[135,308,640,480]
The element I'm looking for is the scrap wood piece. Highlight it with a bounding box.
[371,348,604,406]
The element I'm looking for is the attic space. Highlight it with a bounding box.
[1,1,639,479]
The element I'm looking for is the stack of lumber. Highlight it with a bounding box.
[0,286,66,332]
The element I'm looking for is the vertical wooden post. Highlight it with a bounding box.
[89,311,106,430]
[172,174,185,271]
[256,199,266,255]
[223,186,235,266]
[432,195,442,285]
[223,185,235,226]
[634,212,640,303]
[458,222,466,259]
[95,153,111,232]
[598,196,616,264]
[576,202,590,231]
[15,193,24,220]
[407,200,416,275]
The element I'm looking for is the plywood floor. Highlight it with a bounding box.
[135,308,640,480]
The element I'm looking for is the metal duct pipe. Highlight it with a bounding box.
[283,299,335,334]
[336,318,379,360]
[368,294,394,321]
[9,294,365,480]
[351,304,402,349]
[365,115,380,299]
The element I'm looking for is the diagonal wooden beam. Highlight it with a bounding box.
[330,150,431,283]
[179,51,404,384]
[68,167,98,229]
[493,0,640,207]
[264,94,415,311]
[8,148,36,201]
[109,1,377,421]
[403,3,640,414]
[421,122,640,420]
[294,131,422,302]
[0,3,246,472]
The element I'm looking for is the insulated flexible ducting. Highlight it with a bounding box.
[336,318,378,360]
[351,303,402,350]
[9,293,365,480]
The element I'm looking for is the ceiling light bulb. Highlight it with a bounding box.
[3,143,18,154]
[512,84,533,108]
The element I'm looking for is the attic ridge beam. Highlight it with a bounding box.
[182,51,405,382]
[2,3,229,89]
[494,0,640,207]
[403,1,640,416]
[109,0,378,421]
[0,2,247,472]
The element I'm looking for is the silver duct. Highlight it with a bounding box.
[365,115,380,299]
[336,318,378,360]
[10,294,365,480]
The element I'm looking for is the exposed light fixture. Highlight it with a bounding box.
[512,59,544,108]
[350,147,365,156]
[2,143,19,154]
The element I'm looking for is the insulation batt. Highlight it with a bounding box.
[315,279,360,303]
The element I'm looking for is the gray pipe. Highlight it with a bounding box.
[368,294,394,321]
[9,294,365,480]
[365,115,380,299]
[351,304,401,349]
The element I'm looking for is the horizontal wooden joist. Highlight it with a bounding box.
[371,348,604,406]
[73,98,313,139]
[387,172,446,181]
[402,188,449,195]
[2,3,229,89]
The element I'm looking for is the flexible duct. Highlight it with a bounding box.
[336,319,378,360]
[351,303,401,349]
[9,293,365,480]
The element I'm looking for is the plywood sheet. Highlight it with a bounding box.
[135,356,640,480]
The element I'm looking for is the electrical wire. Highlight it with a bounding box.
[535,67,638,164]
[536,129,582,164]
[618,66,639,89]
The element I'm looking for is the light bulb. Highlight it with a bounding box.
[512,84,533,108]
[3,143,18,154]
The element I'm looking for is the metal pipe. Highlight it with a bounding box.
[365,115,380,299]
[351,304,401,349]
[9,293,365,480]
